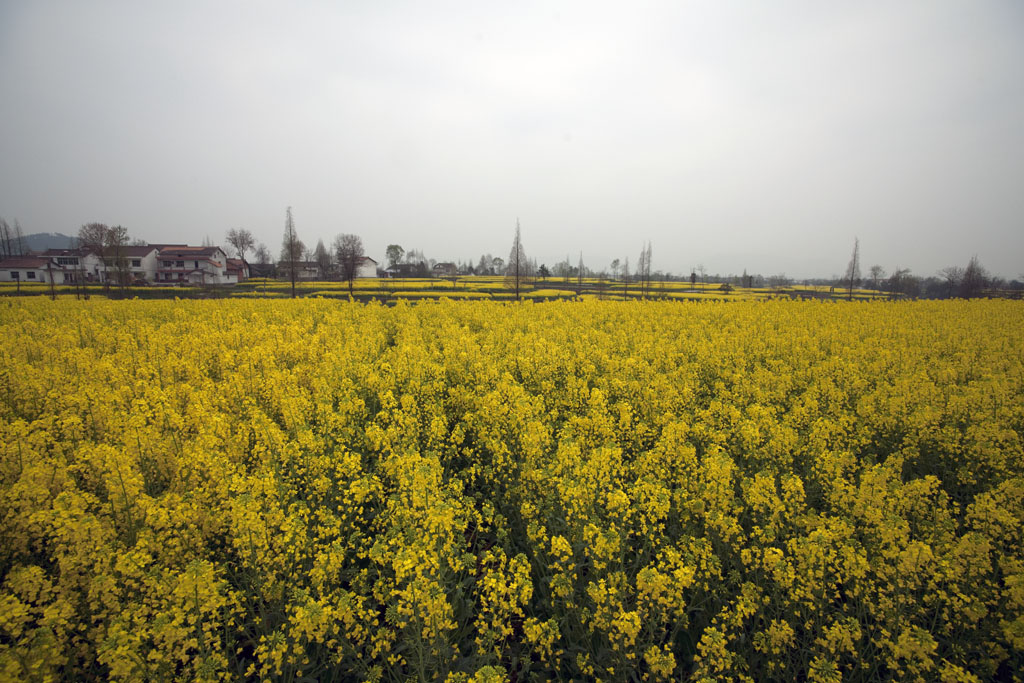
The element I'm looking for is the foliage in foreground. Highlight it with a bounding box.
[1,298,1023,681]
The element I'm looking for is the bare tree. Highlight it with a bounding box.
[844,237,861,300]
[0,218,25,257]
[78,223,110,286]
[106,225,130,293]
[622,257,630,298]
[960,256,989,299]
[505,219,527,300]
[0,218,10,258]
[46,260,56,300]
[254,243,271,265]
[313,238,332,279]
[887,267,914,300]
[647,245,655,296]
[334,233,364,296]
[937,266,963,298]
[577,252,584,293]
[280,207,303,298]
[869,265,886,291]
[226,228,256,261]
[12,220,25,256]
[638,242,653,298]
[251,242,272,289]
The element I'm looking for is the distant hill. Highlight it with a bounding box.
[20,232,77,252]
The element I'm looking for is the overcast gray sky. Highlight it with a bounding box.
[1,1,1022,278]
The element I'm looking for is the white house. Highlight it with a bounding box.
[114,246,160,283]
[39,248,104,283]
[156,246,237,285]
[0,256,66,284]
[356,256,378,278]
[39,246,160,284]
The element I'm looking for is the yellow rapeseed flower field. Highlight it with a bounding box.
[1,298,1022,681]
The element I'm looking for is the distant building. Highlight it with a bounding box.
[156,246,236,285]
[249,261,276,278]
[432,262,457,277]
[384,263,423,278]
[226,258,250,282]
[38,248,104,283]
[277,261,320,281]
[0,256,66,284]
[356,256,378,278]
[111,246,160,283]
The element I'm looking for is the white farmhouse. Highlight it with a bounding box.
[356,256,378,278]
[40,246,159,284]
[116,246,160,283]
[0,256,66,284]
[40,248,104,283]
[155,246,237,285]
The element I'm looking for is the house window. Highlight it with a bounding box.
[27,272,36,279]
[194,260,200,268]
[176,261,184,268]
[131,259,141,267]
[57,257,79,266]
[10,272,17,279]
[163,261,174,267]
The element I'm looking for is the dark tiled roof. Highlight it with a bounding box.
[0,257,60,269]
[119,246,159,257]
[39,247,93,257]
[157,246,224,258]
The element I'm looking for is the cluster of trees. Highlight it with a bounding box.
[858,257,998,299]
[382,244,514,278]
[0,217,26,258]
[223,210,367,298]
[269,207,366,298]
[839,237,1006,299]
[380,246,437,277]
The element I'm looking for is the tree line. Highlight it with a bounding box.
[5,211,1020,301]
[236,216,1024,301]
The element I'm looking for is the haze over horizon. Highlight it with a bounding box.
[2,1,1022,279]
